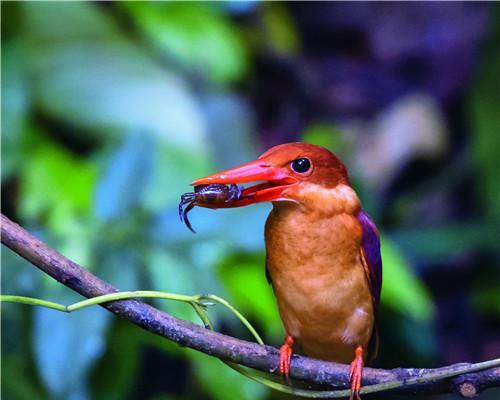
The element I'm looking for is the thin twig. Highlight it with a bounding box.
[1,213,499,397]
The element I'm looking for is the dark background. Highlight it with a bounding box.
[2,2,499,399]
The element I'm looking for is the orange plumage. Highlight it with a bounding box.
[192,143,382,399]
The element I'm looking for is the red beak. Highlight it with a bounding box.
[191,159,298,208]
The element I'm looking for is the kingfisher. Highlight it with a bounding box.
[192,142,382,399]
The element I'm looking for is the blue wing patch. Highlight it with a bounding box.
[357,210,382,305]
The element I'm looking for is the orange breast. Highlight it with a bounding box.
[265,201,374,363]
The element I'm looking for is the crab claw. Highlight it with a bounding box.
[180,202,196,233]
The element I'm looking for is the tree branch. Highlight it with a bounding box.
[1,213,499,397]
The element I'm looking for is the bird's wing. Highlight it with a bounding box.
[357,209,382,306]
[357,209,382,361]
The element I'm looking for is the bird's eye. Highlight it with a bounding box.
[291,157,311,173]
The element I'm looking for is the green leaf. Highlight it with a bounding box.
[190,352,268,400]
[1,41,30,182]
[1,355,45,400]
[20,0,116,39]
[218,253,282,339]
[396,318,437,365]
[20,2,207,151]
[472,279,500,317]
[19,132,97,265]
[91,321,141,400]
[261,3,300,55]
[469,13,500,218]
[380,237,435,321]
[392,221,500,264]
[121,2,248,84]
[20,134,97,220]
[301,122,348,156]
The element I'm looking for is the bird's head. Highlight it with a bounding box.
[192,142,353,209]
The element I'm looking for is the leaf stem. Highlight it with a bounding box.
[1,295,68,312]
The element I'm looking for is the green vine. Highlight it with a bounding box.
[2,292,499,398]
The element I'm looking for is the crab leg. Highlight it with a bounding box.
[182,202,196,233]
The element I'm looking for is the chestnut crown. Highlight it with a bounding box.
[258,142,349,188]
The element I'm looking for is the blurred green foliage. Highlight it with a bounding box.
[120,2,249,84]
[2,2,499,400]
[469,7,500,219]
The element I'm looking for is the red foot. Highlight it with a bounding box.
[349,345,364,400]
[279,335,294,378]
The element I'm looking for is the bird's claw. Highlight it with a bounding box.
[349,345,364,400]
[279,335,294,379]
